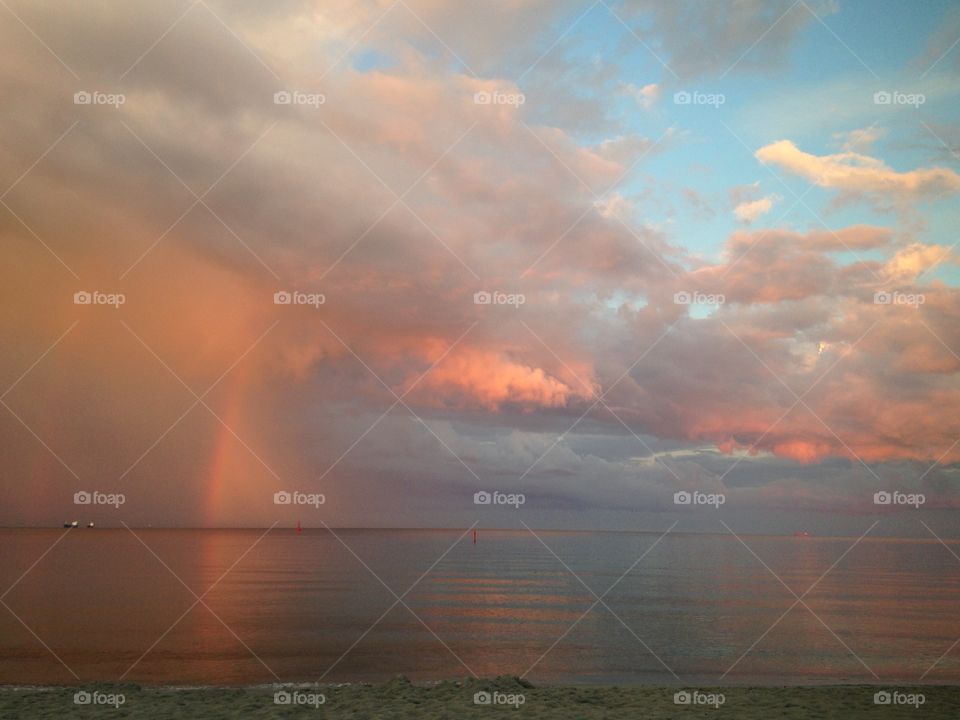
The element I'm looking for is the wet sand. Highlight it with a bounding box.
[2,677,957,718]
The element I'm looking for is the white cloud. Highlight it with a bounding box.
[734,194,779,223]
[755,140,960,200]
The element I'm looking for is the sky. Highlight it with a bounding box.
[1,0,959,533]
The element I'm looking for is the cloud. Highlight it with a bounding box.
[755,140,960,201]
[1,0,959,530]
[682,187,715,220]
[914,4,960,75]
[883,242,952,280]
[617,0,837,79]
[729,181,779,223]
[407,348,595,411]
[733,195,779,223]
[835,126,886,153]
[622,82,661,109]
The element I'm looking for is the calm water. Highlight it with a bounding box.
[1,528,958,686]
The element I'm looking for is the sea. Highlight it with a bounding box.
[1,528,958,686]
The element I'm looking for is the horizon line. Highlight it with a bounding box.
[2,525,956,540]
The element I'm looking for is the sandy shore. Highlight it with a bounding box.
[2,677,957,718]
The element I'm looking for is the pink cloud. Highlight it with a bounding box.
[410,348,593,411]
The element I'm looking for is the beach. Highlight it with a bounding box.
[3,678,958,719]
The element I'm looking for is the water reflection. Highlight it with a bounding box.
[0,529,958,685]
